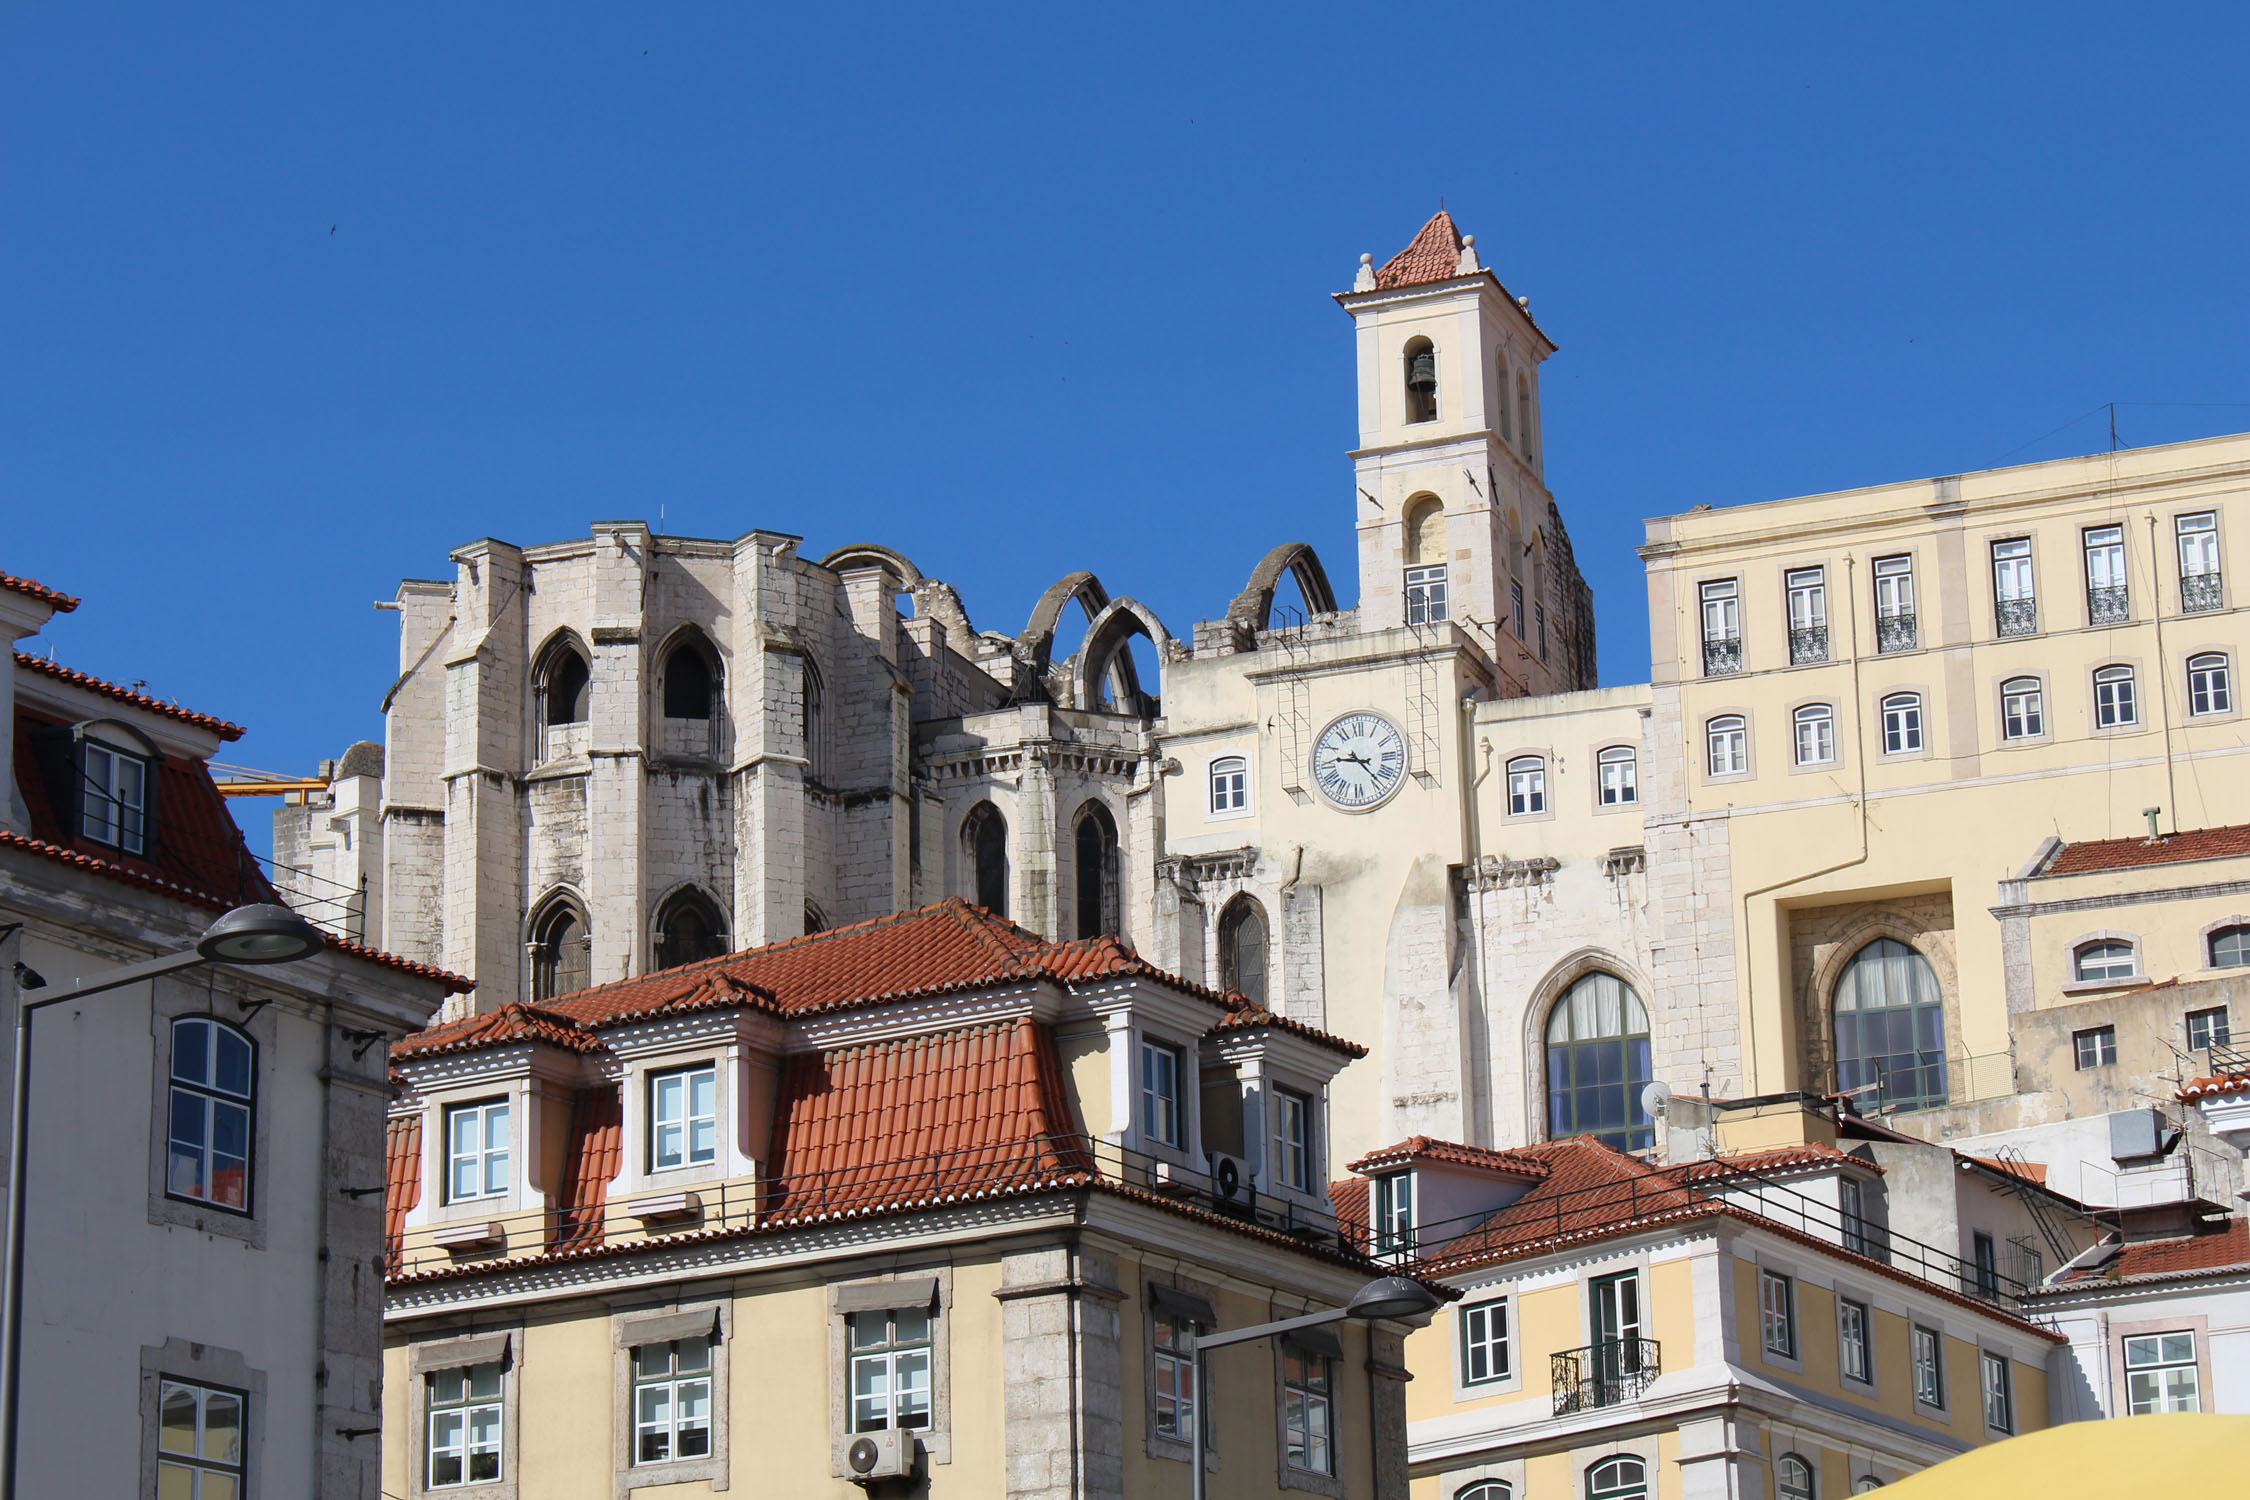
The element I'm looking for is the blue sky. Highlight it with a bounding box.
[7,5,2248,847]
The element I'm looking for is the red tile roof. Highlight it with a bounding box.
[391,899,1360,1059]
[2043,823,2250,875]
[1329,1177,1370,1254]
[1676,1142,1884,1181]
[1347,1136,1552,1178]
[15,652,245,740]
[385,1113,422,1268]
[763,1018,1089,1222]
[1965,1154,2048,1186]
[2050,1222,2250,1286]
[1374,210,1466,289]
[0,574,78,613]
[2181,1068,2250,1101]
[554,1086,622,1251]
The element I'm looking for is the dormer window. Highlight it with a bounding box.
[651,1064,717,1170]
[1373,1171,1416,1260]
[83,739,149,854]
[1140,1039,1184,1149]
[446,1099,511,1204]
[1272,1086,1313,1191]
[33,719,161,856]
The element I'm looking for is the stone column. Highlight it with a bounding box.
[587,522,649,982]
[440,542,527,1011]
[730,534,807,947]
[995,1243,1124,1500]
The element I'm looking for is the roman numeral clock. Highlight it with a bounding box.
[1310,711,1409,811]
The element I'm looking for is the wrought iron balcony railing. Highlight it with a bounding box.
[1702,636,1742,676]
[1788,625,1828,665]
[2182,572,2223,613]
[1996,597,2038,637]
[2087,583,2130,625]
[1552,1338,1661,1415]
[1875,611,1917,654]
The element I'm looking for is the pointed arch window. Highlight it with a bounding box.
[1219,896,1268,1009]
[1833,937,1946,1111]
[662,641,715,720]
[803,901,828,936]
[801,658,826,782]
[654,887,729,971]
[1074,801,1120,939]
[532,899,591,1001]
[536,642,591,761]
[1544,973,1653,1151]
[963,803,1008,917]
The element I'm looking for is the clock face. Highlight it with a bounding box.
[1311,712,1409,810]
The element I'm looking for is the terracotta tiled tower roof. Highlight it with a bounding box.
[1375,209,1467,289]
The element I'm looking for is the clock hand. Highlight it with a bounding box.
[1340,753,1373,770]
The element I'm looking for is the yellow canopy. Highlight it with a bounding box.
[1882,1414,2250,1497]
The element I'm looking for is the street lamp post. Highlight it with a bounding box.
[1188,1275,1440,1500]
[0,904,327,1500]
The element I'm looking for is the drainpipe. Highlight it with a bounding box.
[1735,556,1872,1095]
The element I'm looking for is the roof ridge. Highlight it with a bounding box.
[15,651,247,740]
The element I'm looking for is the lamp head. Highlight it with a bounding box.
[1345,1275,1442,1322]
[196,904,327,965]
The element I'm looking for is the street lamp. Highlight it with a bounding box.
[1188,1274,1441,1499]
[0,904,326,1499]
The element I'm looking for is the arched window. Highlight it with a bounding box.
[1879,692,1924,754]
[167,1016,254,1211]
[654,886,729,971]
[1586,1456,1646,1500]
[803,901,828,936]
[1777,1453,1816,1500]
[1404,497,1448,624]
[536,642,591,760]
[1404,336,1437,424]
[802,659,825,782]
[1516,373,1534,464]
[1506,756,1546,816]
[1073,801,1120,939]
[1597,746,1637,806]
[1833,938,1946,1111]
[532,899,591,1000]
[1459,1484,1511,1500]
[1209,755,1249,816]
[2188,652,2233,716]
[1853,1479,1884,1494]
[661,639,715,720]
[963,803,1008,917]
[1545,973,1654,1151]
[1706,715,1748,776]
[2073,939,2137,983]
[2000,676,2045,740]
[1794,704,1835,765]
[2211,924,2250,968]
[2094,664,2138,728]
[1495,353,1514,442]
[1219,896,1268,1009]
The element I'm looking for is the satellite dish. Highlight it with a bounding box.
[1640,1081,1673,1120]
[848,1438,880,1475]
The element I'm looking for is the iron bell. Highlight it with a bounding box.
[1407,351,1437,392]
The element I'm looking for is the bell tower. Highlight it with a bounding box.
[1337,210,1572,693]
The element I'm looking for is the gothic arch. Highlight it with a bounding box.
[1071,799,1121,940]
[1803,910,1958,1099]
[1226,542,1340,629]
[532,628,594,731]
[525,885,593,1001]
[1073,597,1170,715]
[1517,948,1657,1144]
[818,542,924,587]
[906,578,979,655]
[653,623,724,722]
[1019,571,1114,675]
[651,883,730,970]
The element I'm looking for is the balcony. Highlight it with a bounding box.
[2088,583,2130,625]
[2182,571,2224,613]
[1875,611,1917,654]
[1996,597,2038,638]
[1552,1339,1661,1415]
[1702,636,1742,676]
[1788,625,1828,665]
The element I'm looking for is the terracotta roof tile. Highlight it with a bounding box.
[2044,823,2250,875]
[553,1086,622,1251]
[1374,210,1466,289]
[1965,1154,2047,1186]
[2182,1069,2250,1101]
[391,1001,603,1060]
[1329,1177,1370,1254]
[15,652,244,740]
[1347,1136,1551,1177]
[384,1113,422,1269]
[0,574,78,613]
[2051,1222,2250,1286]
[1677,1143,1885,1181]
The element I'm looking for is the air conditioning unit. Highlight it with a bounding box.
[1206,1151,1250,1204]
[846,1429,914,1483]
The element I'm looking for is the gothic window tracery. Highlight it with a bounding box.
[654,886,729,971]
[963,803,1009,917]
[531,897,592,1001]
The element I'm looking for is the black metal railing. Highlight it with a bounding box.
[2088,583,2130,624]
[1875,611,1917,653]
[1552,1338,1661,1415]
[1702,636,1742,676]
[2182,571,2223,613]
[1996,597,2038,637]
[1788,625,1828,665]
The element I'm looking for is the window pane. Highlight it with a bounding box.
[468,1361,502,1399]
[213,1030,252,1098]
[159,1383,201,1454]
[172,1020,210,1086]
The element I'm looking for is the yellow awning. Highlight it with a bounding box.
[1882,1414,2250,1497]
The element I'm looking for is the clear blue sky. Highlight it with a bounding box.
[8,5,2248,841]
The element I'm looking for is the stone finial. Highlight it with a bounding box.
[1456,233,1480,275]
[1353,252,1377,292]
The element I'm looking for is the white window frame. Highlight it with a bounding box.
[1272,1086,1312,1192]
[848,1308,935,1434]
[2085,524,2127,594]
[1787,566,1827,629]
[1374,1171,1416,1261]
[1759,1269,1797,1359]
[2094,664,2138,728]
[426,1360,505,1488]
[1792,704,1835,766]
[1839,1177,1871,1257]
[2185,1006,2230,1049]
[2074,1025,2118,1069]
[1911,1324,1945,1409]
[1838,1297,1872,1384]
[2123,1331,2201,1414]
[1280,1344,1334,1476]
[2074,940,2137,984]
[2187,653,2232,716]
[166,1016,255,1214]
[1980,1350,2013,1433]
[1405,564,1449,625]
[1505,756,1546,816]
[1208,755,1250,817]
[81,740,149,854]
[1140,1039,1184,1149]
[2000,676,2045,740]
[2177,511,2220,578]
[1992,537,2035,607]
[1879,692,1923,754]
[1510,580,1526,638]
[446,1099,511,1204]
[1699,579,1740,646]
[1151,1301,1201,1443]
[1873,554,1915,618]
[1706,715,1747,777]
[1596,746,1637,806]
[157,1377,247,1499]
[1459,1298,1511,1386]
[632,1336,714,1466]
[1777,1453,1816,1500]
[650,1064,717,1171]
